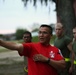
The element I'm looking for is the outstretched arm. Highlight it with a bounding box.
[33,54,66,70]
[0,39,23,53]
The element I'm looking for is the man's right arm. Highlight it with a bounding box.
[0,39,23,53]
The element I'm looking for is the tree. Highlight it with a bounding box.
[15,28,27,40]
[22,0,76,39]
[22,0,54,7]
[57,0,76,38]
[0,34,4,40]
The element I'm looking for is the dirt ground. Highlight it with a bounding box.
[0,51,25,75]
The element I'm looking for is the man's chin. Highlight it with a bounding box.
[40,41,44,44]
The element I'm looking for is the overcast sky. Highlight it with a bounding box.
[0,0,56,34]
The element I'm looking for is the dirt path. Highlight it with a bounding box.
[0,51,25,75]
[0,51,24,64]
[0,51,22,59]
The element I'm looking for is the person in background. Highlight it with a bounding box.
[23,31,32,75]
[0,24,66,75]
[72,27,76,75]
[54,23,75,75]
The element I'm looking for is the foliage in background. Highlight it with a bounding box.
[22,0,54,7]
[32,35,56,44]
[32,36,39,42]
[0,34,5,40]
[50,34,56,44]
[15,28,27,40]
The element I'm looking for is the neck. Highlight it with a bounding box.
[58,34,64,38]
[40,43,50,46]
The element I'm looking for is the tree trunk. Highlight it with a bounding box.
[57,0,76,38]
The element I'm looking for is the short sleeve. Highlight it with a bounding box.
[55,49,64,60]
[19,43,32,57]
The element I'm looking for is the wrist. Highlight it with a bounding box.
[46,58,50,63]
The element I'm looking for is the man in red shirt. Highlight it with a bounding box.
[0,24,66,75]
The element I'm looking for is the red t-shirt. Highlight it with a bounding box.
[19,42,64,75]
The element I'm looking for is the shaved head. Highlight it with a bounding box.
[55,23,63,28]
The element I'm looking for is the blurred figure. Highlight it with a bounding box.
[72,27,76,75]
[23,31,32,75]
[54,23,75,75]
